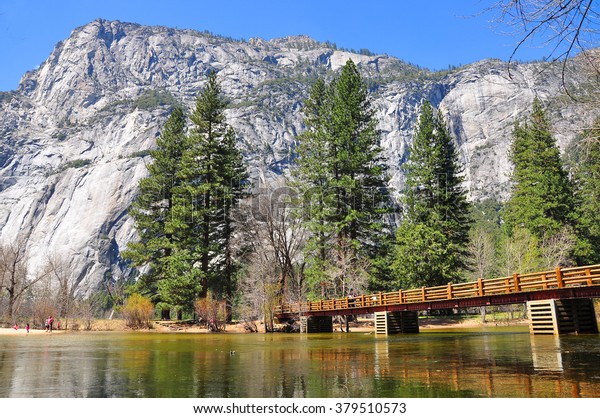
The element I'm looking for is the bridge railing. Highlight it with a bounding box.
[275,264,600,315]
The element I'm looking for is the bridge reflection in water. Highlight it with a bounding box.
[367,332,600,397]
[276,265,600,335]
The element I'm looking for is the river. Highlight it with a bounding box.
[1,328,599,397]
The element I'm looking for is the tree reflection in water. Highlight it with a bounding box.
[1,331,599,397]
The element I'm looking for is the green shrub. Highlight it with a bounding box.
[127,149,152,159]
[63,159,91,169]
[134,89,178,110]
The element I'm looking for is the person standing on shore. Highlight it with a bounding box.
[26,323,29,334]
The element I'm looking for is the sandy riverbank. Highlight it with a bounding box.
[419,317,528,329]
[0,327,65,335]
[0,317,529,336]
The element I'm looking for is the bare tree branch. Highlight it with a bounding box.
[489,0,599,96]
[0,239,51,320]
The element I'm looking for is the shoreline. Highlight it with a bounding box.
[0,317,529,336]
[0,328,66,335]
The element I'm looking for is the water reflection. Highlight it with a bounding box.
[1,330,599,398]
[531,335,563,372]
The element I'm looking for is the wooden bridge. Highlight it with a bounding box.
[275,264,600,335]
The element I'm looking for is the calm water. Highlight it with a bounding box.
[1,328,600,398]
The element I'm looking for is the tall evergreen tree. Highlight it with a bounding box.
[503,98,573,239]
[392,100,471,288]
[295,78,334,291]
[122,107,202,306]
[124,73,246,312]
[173,72,247,302]
[295,59,390,298]
[328,60,388,247]
[572,118,600,264]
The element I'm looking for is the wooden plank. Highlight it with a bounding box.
[513,273,521,292]
[556,267,564,288]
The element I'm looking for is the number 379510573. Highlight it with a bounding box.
[334,402,407,414]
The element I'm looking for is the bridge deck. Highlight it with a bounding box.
[275,265,600,318]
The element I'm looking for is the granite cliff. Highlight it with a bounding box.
[1,19,597,294]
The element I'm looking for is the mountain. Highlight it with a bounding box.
[1,19,598,295]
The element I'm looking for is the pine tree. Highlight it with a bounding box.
[503,98,573,240]
[328,60,388,247]
[294,78,335,293]
[123,107,192,301]
[124,73,246,313]
[572,118,600,264]
[294,59,390,298]
[393,100,471,288]
[173,72,247,302]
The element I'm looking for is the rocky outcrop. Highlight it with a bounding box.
[1,19,598,294]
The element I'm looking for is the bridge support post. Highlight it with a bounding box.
[375,311,419,335]
[299,316,333,333]
[527,299,598,335]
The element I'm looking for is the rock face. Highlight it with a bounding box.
[1,19,598,294]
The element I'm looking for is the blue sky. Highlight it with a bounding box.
[0,0,551,92]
